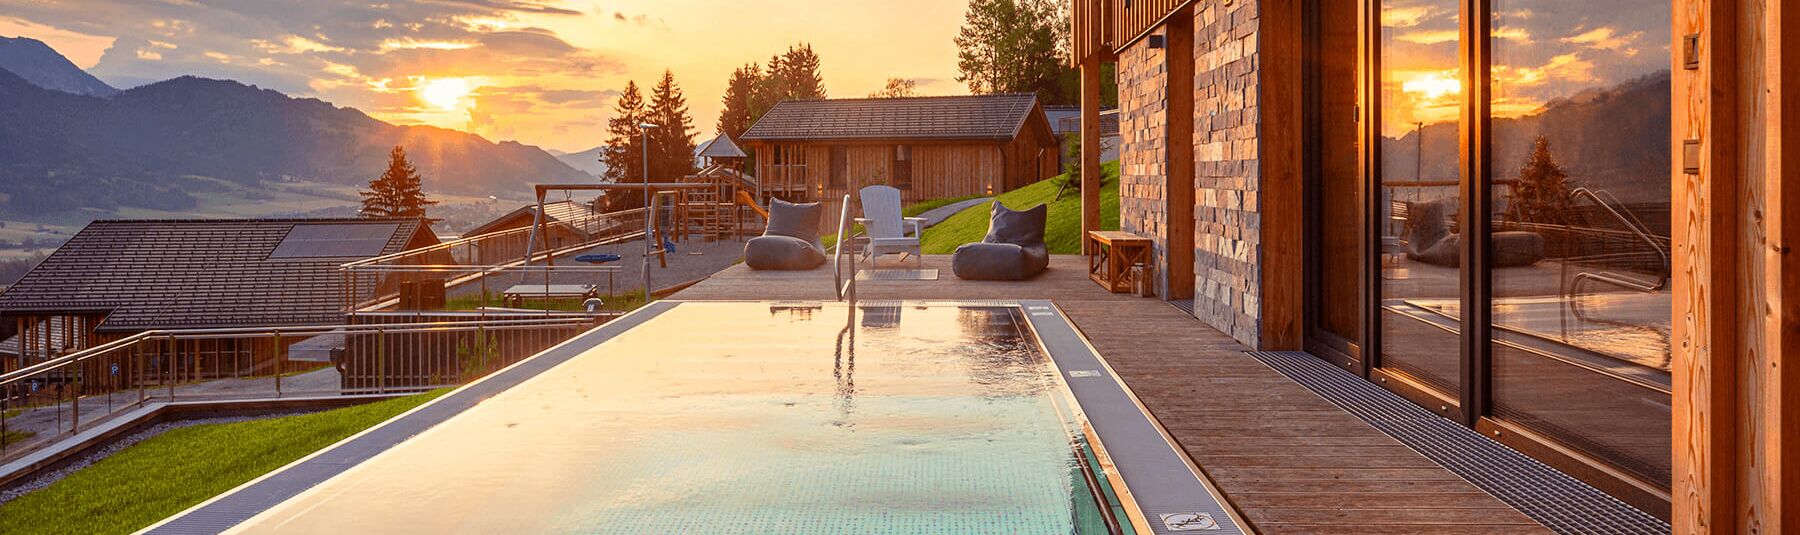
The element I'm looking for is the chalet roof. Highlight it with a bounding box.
[0,218,431,332]
[1042,105,1121,137]
[739,93,1044,142]
[696,133,747,159]
[463,200,602,238]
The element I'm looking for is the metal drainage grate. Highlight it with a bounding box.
[1168,299,1196,316]
[1246,351,1669,535]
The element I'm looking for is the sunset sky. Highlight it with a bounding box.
[0,1,973,153]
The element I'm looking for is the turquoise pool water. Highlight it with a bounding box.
[232,303,1123,534]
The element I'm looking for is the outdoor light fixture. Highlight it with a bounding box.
[638,122,659,301]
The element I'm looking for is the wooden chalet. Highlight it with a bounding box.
[738,94,1060,216]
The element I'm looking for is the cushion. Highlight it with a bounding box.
[744,235,825,270]
[951,241,1048,281]
[1492,231,1546,267]
[765,198,823,241]
[982,202,1048,247]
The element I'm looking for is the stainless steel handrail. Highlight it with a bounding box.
[341,207,646,269]
[0,317,597,388]
[1564,187,1669,295]
[832,194,857,303]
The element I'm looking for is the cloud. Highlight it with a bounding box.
[1563,27,1642,56]
[1397,30,1458,45]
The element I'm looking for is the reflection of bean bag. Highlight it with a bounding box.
[952,202,1049,280]
[745,199,826,270]
[1405,201,1545,268]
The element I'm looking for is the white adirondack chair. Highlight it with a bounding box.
[855,185,925,269]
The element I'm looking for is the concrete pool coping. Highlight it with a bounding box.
[145,300,1248,534]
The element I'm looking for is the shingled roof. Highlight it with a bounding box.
[739,93,1045,142]
[463,200,601,238]
[0,218,433,332]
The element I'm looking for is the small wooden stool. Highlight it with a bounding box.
[1086,230,1153,293]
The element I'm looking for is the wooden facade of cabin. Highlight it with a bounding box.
[741,94,1060,220]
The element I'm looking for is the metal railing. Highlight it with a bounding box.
[832,194,858,303]
[0,313,608,461]
[1562,187,1670,295]
[339,207,644,311]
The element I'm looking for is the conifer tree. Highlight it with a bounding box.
[601,81,648,185]
[647,70,697,179]
[359,145,436,221]
[1511,135,1574,224]
[717,63,760,140]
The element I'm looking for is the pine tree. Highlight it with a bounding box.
[1511,135,1574,224]
[601,81,648,185]
[717,63,760,139]
[780,44,826,100]
[647,70,697,179]
[359,145,436,221]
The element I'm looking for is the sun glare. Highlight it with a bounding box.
[1401,73,1462,99]
[420,78,474,111]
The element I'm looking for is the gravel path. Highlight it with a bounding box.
[915,197,993,228]
[0,410,316,505]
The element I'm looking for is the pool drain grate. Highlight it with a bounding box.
[1246,351,1668,535]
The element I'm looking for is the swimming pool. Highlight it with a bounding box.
[154,301,1243,534]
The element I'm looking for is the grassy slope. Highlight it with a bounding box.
[0,391,446,535]
[921,161,1120,254]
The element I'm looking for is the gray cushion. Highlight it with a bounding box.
[983,202,1048,247]
[765,198,823,241]
[744,235,825,270]
[951,202,1050,280]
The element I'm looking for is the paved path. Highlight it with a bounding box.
[914,197,993,228]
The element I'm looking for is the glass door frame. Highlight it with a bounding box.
[1347,0,1669,515]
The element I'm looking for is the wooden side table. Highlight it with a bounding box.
[1086,230,1152,293]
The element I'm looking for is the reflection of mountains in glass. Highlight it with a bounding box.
[1382,70,1671,204]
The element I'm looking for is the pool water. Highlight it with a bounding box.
[231,303,1122,534]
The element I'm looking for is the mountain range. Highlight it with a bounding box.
[1381,70,1672,205]
[549,146,608,178]
[0,36,592,220]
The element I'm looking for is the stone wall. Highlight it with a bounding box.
[1191,0,1264,346]
[1117,34,1170,296]
[1115,0,1266,347]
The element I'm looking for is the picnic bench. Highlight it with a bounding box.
[1086,230,1153,293]
[500,284,599,307]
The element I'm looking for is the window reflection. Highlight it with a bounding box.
[1378,0,1464,395]
[1487,0,1672,486]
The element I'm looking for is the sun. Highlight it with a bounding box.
[419,78,474,111]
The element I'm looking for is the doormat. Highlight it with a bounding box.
[856,269,939,281]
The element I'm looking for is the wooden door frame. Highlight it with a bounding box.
[1163,7,1196,301]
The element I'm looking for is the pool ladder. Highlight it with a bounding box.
[833,194,857,306]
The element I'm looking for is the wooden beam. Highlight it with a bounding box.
[1671,0,1737,530]
[1165,8,1195,301]
[1081,56,1104,255]
[1258,0,1305,350]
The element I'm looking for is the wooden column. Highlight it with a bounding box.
[1165,8,1196,301]
[1080,56,1104,255]
[1672,0,1798,531]
[1259,0,1306,350]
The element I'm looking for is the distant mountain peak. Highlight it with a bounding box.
[0,35,118,97]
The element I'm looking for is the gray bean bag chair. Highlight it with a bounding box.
[952,202,1050,280]
[745,199,827,270]
[1405,201,1545,268]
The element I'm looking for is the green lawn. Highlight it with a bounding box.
[921,161,1120,254]
[0,391,446,535]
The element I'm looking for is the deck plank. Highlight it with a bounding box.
[670,254,1550,534]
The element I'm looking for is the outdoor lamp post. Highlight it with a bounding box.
[638,123,658,302]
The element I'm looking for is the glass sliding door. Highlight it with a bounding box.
[1485,0,1673,487]
[1376,0,1465,397]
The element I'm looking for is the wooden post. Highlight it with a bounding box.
[1671,0,1797,531]
[1080,56,1104,255]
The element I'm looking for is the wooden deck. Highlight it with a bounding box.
[672,255,1549,534]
